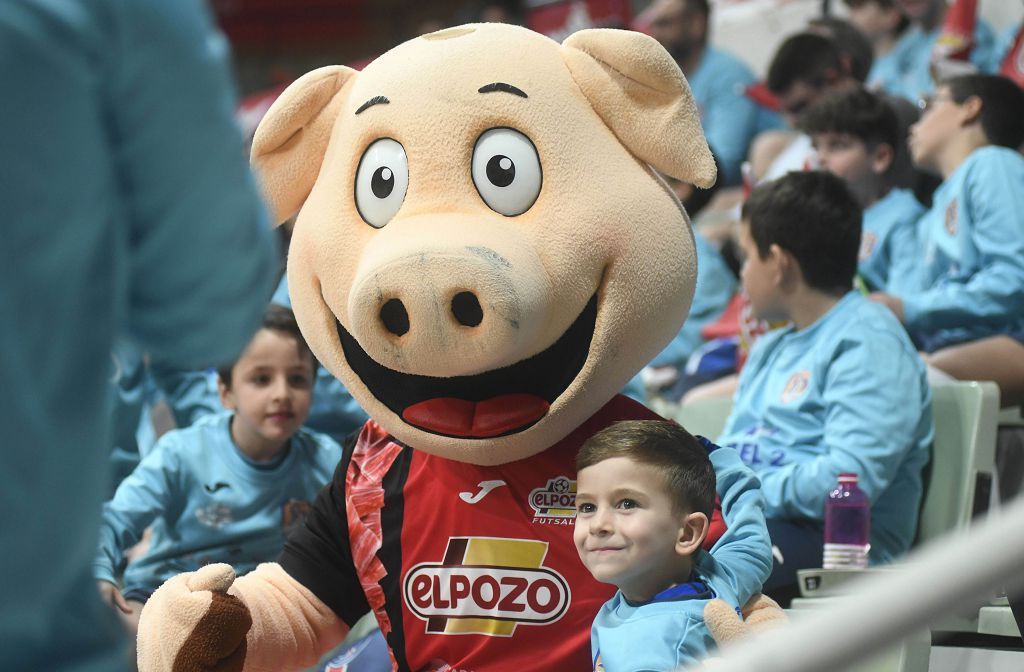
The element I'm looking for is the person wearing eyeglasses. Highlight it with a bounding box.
[870,74,1024,408]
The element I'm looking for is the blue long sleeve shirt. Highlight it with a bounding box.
[900,147,1024,351]
[1,2,277,669]
[687,46,763,186]
[649,233,737,369]
[94,414,340,594]
[590,445,772,671]
[717,292,933,564]
[859,188,925,294]
[868,21,997,102]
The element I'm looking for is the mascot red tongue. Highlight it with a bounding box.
[137,22,724,672]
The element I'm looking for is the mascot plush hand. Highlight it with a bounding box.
[138,22,717,672]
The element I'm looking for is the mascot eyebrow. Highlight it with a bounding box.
[355,95,390,115]
[478,82,528,98]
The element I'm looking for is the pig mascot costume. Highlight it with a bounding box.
[136,22,765,672]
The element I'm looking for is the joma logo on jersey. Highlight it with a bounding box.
[529,476,576,518]
[404,537,570,637]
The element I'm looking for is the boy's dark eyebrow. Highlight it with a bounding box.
[478,82,528,99]
[356,95,390,115]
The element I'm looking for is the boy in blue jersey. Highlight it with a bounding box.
[94,305,341,633]
[800,86,924,294]
[871,74,1024,408]
[575,421,772,671]
[718,171,932,605]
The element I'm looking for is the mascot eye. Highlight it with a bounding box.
[472,128,542,216]
[355,138,409,228]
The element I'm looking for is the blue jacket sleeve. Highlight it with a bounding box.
[115,0,277,367]
[901,153,1024,333]
[705,444,773,604]
[93,436,181,584]
[649,235,737,369]
[757,332,928,519]
[700,67,759,187]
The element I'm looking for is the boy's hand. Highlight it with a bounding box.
[868,292,905,322]
[97,580,133,615]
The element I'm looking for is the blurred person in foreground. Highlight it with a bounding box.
[0,1,277,669]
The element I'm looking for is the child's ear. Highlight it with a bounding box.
[676,512,710,556]
[958,95,984,127]
[217,377,235,411]
[871,142,895,175]
[769,243,795,287]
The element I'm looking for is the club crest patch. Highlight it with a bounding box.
[781,370,811,404]
[944,199,958,236]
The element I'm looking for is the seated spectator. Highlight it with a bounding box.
[800,86,924,293]
[870,0,996,102]
[843,0,911,76]
[716,172,933,605]
[642,0,763,186]
[809,16,876,84]
[871,74,1024,408]
[94,305,341,633]
[757,31,932,201]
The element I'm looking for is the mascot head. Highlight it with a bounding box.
[252,23,714,465]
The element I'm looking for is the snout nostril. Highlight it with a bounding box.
[451,291,484,328]
[380,298,410,336]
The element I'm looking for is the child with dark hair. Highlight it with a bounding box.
[800,86,924,293]
[575,420,771,670]
[717,171,932,604]
[872,74,1024,407]
[843,0,910,72]
[94,304,341,633]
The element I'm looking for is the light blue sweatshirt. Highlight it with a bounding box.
[1,2,276,670]
[649,233,737,370]
[859,188,925,294]
[590,444,772,671]
[901,147,1024,351]
[717,292,933,564]
[94,414,340,595]
[688,46,763,186]
[868,20,997,102]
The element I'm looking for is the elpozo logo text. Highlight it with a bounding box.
[404,536,570,636]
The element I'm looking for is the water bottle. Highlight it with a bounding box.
[823,473,870,569]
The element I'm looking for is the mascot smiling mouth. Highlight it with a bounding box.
[337,295,598,439]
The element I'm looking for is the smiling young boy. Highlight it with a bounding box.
[94,305,341,633]
[575,420,772,671]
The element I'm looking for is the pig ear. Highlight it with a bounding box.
[251,65,357,225]
[561,29,716,189]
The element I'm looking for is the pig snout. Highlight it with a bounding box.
[346,246,547,377]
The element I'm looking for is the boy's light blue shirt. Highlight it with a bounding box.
[868,21,997,102]
[94,413,341,594]
[901,147,1024,350]
[1,2,276,670]
[649,233,737,369]
[860,188,925,294]
[273,276,370,442]
[717,292,933,564]
[688,46,762,186]
[590,446,772,671]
